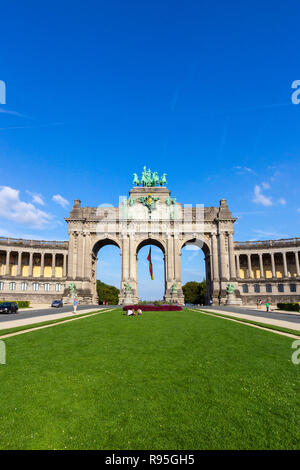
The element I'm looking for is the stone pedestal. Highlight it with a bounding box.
[123,294,134,306]
[121,289,139,305]
[226,292,243,306]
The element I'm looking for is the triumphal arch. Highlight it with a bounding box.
[0,168,299,305]
[65,168,240,305]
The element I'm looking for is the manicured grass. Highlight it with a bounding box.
[0,308,107,336]
[0,308,299,450]
[198,309,300,337]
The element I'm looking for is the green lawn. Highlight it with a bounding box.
[0,308,299,450]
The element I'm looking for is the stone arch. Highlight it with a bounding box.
[135,237,166,301]
[180,237,212,304]
[91,237,122,303]
[92,237,122,256]
[136,237,166,255]
[180,236,211,255]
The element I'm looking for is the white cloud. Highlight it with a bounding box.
[252,229,288,239]
[26,190,45,206]
[52,194,69,208]
[261,182,270,189]
[234,166,257,175]
[252,185,273,207]
[278,198,286,205]
[0,186,52,228]
[187,251,200,262]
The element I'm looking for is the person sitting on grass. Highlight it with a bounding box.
[137,308,142,316]
[126,308,136,316]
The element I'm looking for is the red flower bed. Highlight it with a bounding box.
[122,305,182,311]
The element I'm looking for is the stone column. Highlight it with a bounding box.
[173,236,181,281]
[67,232,75,279]
[129,235,136,281]
[236,254,240,279]
[29,252,33,277]
[17,251,22,276]
[63,253,67,277]
[40,252,45,278]
[283,252,288,277]
[219,232,229,281]
[77,234,85,279]
[166,235,174,283]
[247,254,253,279]
[52,253,56,278]
[211,233,219,281]
[121,236,129,283]
[84,234,92,281]
[228,232,236,279]
[259,253,264,279]
[271,252,276,278]
[295,251,300,277]
[5,251,10,276]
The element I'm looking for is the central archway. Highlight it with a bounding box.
[136,238,166,301]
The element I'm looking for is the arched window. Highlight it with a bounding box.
[254,284,260,293]
[9,282,16,291]
[266,284,272,293]
[290,284,296,293]
[278,284,284,293]
[21,282,27,291]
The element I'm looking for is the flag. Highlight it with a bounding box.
[147,247,154,280]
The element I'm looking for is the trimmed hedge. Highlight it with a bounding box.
[1,300,30,308]
[123,305,182,311]
[277,302,300,312]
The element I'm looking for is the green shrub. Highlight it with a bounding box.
[1,300,30,308]
[277,302,300,312]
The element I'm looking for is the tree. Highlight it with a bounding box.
[182,280,206,305]
[96,280,120,305]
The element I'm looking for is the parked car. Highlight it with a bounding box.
[0,302,19,314]
[51,299,63,308]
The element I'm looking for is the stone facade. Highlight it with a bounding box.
[235,238,300,305]
[0,184,299,306]
[0,238,68,304]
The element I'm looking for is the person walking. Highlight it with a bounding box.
[73,298,78,314]
[266,301,270,312]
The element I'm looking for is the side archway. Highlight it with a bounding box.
[91,238,122,304]
[181,237,212,304]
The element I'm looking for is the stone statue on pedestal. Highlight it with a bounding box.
[225,282,242,305]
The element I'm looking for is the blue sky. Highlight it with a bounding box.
[1,1,300,297]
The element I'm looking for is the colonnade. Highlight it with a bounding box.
[235,250,300,279]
